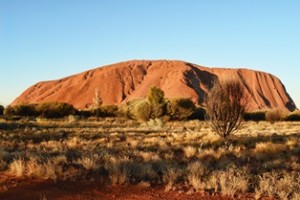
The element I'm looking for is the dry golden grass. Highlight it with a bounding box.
[0,118,299,198]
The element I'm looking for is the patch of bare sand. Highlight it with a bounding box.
[0,174,235,200]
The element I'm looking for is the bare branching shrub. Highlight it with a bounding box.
[205,79,246,139]
[266,109,284,124]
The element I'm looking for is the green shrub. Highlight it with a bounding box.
[166,98,196,120]
[147,86,166,119]
[244,111,266,121]
[265,109,284,124]
[133,100,151,121]
[36,102,76,118]
[0,105,4,115]
[4,104,38,117]
[121,87,167,121]
[284,110,300,121]
[121,87,197,121]
[120,99,142,119]
[101,105,119,117]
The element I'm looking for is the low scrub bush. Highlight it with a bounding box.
[147,86,166,119]
[120,99,143,119]
[244,111,266,121]
[86,105,119,118]
[100,105,119,117]
[4,102,77,118]
[77,110,94,118]
[121,100,152,121]
[4,104,38,117]
[265,109,284,124]
[37,102,76,118]
[133,100,151,121]
[188,107,206,120]
[284,110,300,121]
[166,98,196,120]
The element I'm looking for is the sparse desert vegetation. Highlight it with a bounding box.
[1,86,299,199]
[0,116,299,199]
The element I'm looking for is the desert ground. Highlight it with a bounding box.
[0,117,299,200]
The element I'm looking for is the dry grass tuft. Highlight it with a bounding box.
[8,158,25,177]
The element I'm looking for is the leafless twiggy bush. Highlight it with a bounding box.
[205,79,246,139]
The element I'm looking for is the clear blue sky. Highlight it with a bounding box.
[1,0,299,108]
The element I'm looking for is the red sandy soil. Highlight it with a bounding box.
[0,174,239,200]
[11,60,296,111]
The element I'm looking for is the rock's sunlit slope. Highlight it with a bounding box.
[11,60,296,111]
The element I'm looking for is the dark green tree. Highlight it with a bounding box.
[0,105,4,115]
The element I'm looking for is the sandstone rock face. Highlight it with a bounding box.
[11,60,296,111]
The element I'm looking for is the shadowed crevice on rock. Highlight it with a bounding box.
[184,63,218,104]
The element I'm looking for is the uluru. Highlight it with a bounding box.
[11,60,297,112]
